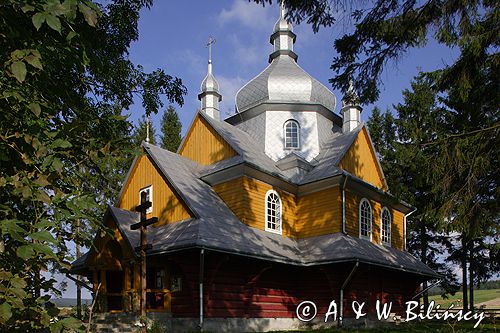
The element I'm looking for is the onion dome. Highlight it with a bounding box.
[235,4,336,113]
[198,37,222,120]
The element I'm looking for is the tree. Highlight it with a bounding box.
[0,0,186,331]
[367,77,460,307]
[160,105,182,152]
[133,116,157,146]
[256,0,499,309]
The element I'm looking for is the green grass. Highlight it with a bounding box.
[270,320,498,332]
[429,289,500,309]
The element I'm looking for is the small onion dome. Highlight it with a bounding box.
[200,62,220,96]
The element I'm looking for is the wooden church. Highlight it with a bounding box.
[72,6,438,332]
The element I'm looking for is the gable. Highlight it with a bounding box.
[339,127,387,190]
[178,114,237,165]
[118,155,192,226]
[86,215,132,269]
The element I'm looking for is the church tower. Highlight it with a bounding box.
[227,3,340,164]
[198,37,222,120]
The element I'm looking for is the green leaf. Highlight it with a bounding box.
[25,55,43,70]
[66,31,77,42]
[10,277,27,289]
[11,61,27,82]
[22,5,35,13]
[50,139,72,149]
[0,302,12,324]
[32,243,56,258]
[45,15,61,33]
[30,231,57,244]
[59,317,83,330]
[16,245,35,260]
[29,103,41,116]
[78,3,97,27]
[32,13,46,30]
[21,186,32,199]
[51,157,63,173]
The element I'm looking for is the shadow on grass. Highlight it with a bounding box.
[268,319,497,333]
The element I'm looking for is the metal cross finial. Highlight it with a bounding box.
[145,115,150,143]
[280,0,286,19]
[207,36,216,64]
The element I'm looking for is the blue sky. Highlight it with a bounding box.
[127,0,458,136]
[61,0,459,299]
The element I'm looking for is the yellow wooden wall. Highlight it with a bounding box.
[345,190,404,249]
[213,176,297,237]
[178,114,237,165]
[339,127,386,190]
[295,187,342,238]
[214,177,344,238]
[118,155,192,226]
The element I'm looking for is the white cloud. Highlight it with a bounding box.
[217,75,246,117]
[172,49,205,76]
[218,0,275,30]
[227,33,265,67]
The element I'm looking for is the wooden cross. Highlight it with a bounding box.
[131,191,157,322]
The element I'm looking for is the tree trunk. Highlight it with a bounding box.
[420,220,429,308]
[76,219,82,319]
[469,241,474,312]
[461,236,468,311]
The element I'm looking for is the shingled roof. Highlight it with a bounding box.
[73,140,436,278]
[73,113,432,278]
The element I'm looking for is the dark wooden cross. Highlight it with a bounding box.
[130,191,158,320]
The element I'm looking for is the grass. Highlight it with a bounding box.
[270,320,498,332]
[429,289,500,309]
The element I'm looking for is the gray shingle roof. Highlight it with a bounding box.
[87,204,437,277]
[73,119,432,278]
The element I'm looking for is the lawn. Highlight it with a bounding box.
[428,289,500,309]
[270,320,497,333]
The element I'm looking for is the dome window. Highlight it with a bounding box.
[284,120,300,149]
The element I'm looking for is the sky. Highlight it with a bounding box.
[60,0,460,299]
[126,0,458,136]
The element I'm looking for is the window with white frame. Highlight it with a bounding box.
[359,198,372,240]
[284,120,300,149]
[139,185,153,214]
[265,190,282,234]
[381,207,391,245]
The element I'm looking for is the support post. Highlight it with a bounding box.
[199,248,205,331]
[339,261,359,326]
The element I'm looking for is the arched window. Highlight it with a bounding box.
[265,190,282,234]
[284,120,300,149]
[381,207,391,246]
[359,198,372,240]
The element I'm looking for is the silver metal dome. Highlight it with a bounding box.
[236,56,336,112]
[201,62,220,93]
[235,4,336,113]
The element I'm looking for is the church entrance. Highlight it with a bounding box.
[106,270,124,311]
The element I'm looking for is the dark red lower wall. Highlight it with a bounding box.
[165,250,422,319]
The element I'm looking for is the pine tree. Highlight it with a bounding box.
[368,75,460,306]
[133,116,157,146]
[160,105,182,152]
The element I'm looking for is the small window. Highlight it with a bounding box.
[284,120,300,149]
[171,276,182,292]
[265,190,282,234]
[139,185,153,214]
[381,207,391,246]
[359,198,372,240]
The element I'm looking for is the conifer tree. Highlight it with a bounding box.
[368,75,460,307]
[160,105,182,152]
